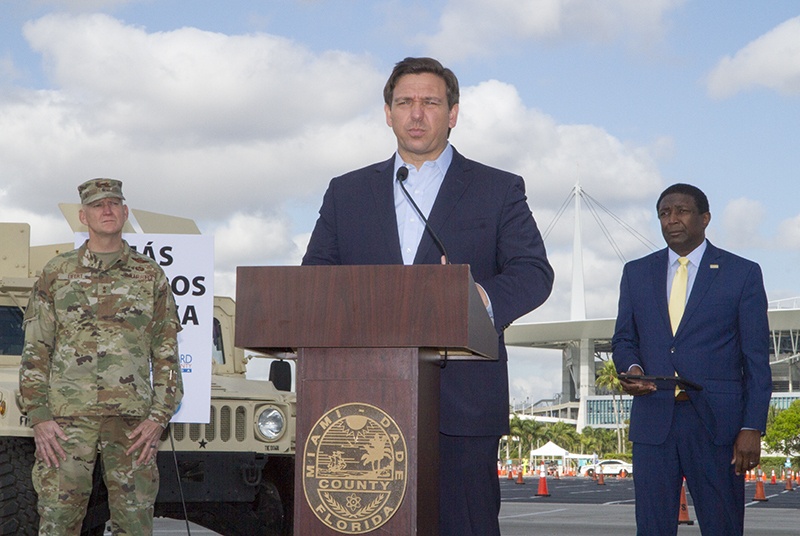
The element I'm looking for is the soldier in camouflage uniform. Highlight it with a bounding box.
[19,178,183,536]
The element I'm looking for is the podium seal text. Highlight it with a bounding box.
[303,402,408,534]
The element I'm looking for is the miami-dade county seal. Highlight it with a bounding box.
[303,403,408,534]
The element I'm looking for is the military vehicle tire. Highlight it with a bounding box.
[0,437,38,536]
[190,478,284,536]
[251,479,285,536]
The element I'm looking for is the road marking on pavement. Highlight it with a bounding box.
[499,508,570,519]
[605,499,636,505]
[746,493,781,506]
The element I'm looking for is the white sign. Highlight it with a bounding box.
[75,233,214,423]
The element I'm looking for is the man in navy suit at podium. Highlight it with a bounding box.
[612,183,771,535]
[303,57,554,535]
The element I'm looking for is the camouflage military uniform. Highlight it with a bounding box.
[20,239,183,535]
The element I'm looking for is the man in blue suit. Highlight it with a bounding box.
[612,183,771,535]
[303,57,554,535]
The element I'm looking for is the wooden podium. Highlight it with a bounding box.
[235,265,498,535]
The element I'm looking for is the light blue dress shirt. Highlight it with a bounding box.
[393,144,453,265]
[666,239,707,304]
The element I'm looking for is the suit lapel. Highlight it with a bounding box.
[370,158,404,264]
[413,149,472,264]
[678,242,721,332]
[652,249,671,334]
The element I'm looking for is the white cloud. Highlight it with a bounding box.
[0,52,22,83]
[2,14,391,221]
[508,346,564,407]
[776,214,800,250]
[421,0,685,61]
[22,14,384,144]
[450,80,664,322]
[0,189,74,245]
[212,212,298,271]
[453,81,664,207]
[1,13,673,324]
[210,212,303,298]
[706,16,800,98]
[719,197,766,249]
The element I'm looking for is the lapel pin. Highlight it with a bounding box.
[710,264,719,269]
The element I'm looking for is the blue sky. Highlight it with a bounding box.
[2,0,799,402]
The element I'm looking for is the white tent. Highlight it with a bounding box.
[529,441,595,474]
[529,441,568,458]
[528,441,568,473]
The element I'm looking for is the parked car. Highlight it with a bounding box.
[579,459,633,477]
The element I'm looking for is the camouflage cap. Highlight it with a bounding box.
[78,178,125,205]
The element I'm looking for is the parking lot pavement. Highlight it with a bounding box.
[498,501,800,536]
[151,476,800,535]
[152,518,221,535]
[498,475,800,536]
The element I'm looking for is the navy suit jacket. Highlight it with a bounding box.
[303,148,554,436]
[612,241,772,446]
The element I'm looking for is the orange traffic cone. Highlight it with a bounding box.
[678,479,694,525]
[745,470,751,482]
[619,469,628,479]
[770,469,777,485]
[796,470,800,486]
[785,470,794,491]
[507,467,514,480]
[597,472,605,485]
[753,477,768,501]
[516,467,525,485]
[536,472,550,496]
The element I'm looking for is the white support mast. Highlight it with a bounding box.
[568,183,593,431]
[570,183,586,321]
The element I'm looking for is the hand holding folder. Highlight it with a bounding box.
[618,373,702,392]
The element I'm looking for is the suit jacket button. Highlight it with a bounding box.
[670,347,675,353]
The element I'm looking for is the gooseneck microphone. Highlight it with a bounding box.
[396,166,450,264]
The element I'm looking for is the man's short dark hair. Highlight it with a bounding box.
[656,183,710,214]
[383,57,459,109]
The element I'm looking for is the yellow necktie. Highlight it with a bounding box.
[669,257,689,335]
[669,257,689,398]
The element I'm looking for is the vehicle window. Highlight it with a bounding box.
[211,317,225,365]
[0,306,24,355]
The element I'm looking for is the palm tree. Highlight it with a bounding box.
[508,415,526,461]
[595,359,625,453]
[579,426,602,455]
[545,421,579,452]
[509,415,550,469]
[360,435,391,473]
[521,418,546,452]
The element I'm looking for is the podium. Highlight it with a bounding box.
[235,265,498,535]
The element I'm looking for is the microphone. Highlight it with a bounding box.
[396,166,449,264]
